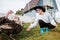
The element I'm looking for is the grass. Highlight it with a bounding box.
[2,23,60,40]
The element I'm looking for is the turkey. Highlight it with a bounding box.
[0,17,23,40]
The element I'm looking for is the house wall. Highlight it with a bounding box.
[23,10,36,23]
[37,0,43,6]
[18,15,35,23]
[24,10,36,17]
[23,0,59,23]
[37,0,58,11]
[37,0,58,20]
[56,0,60,11]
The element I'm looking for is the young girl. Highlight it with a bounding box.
[27,6,57,34]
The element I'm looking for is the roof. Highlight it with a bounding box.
[23,0,40,13]
[23,0,54,13]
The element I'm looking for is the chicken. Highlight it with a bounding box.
[0,17,23,40]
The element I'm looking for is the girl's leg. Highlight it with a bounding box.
[38,20,45,34]
[38,20,49,33]
[48,23,56,29]
[46,27,49,32]
[40,28,44,34]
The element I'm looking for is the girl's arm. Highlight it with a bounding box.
[27,13,38,31]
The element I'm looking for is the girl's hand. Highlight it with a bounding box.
[26,27,31,32]
[55,24,57,28]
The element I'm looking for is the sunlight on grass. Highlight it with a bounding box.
[2,23,60,40]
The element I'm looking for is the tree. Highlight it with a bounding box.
[15,9,24,16]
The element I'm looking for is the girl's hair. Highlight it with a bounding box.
[33,6,45,12]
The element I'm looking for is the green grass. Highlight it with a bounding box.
[2,23,60,40]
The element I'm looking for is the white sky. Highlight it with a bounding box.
[0,0,31,13]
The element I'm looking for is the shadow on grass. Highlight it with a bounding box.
[2,28,35,40]
[50,28,60,33]
[1,23,35,40]
[14,27,36,40]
